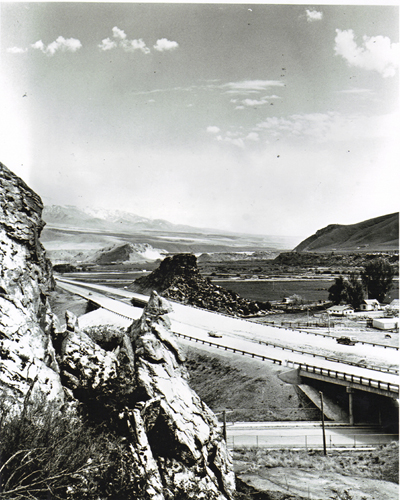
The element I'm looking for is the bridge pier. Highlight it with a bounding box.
[346,387,354,425]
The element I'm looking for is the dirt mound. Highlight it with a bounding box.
[132,253,272,317]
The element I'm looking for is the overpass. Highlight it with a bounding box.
[55,277,399,422]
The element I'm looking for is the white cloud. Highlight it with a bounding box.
[217,135,245,148]
[246,132,259,141]
[222,80,284,93]
[31,36,82,56]
[98,27,150,54]
[98,37,117,51]
[256,111,399,142]
[334,29,399,78]
[242,98,269,107]
[153,38,179,52]
[336,88,373,95]
[121,38,150,54]
[6,46,28,54]
[206,126,221,134]
[112,26,127,40]
[306,9,323,22]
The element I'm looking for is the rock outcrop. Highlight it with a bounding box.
[0,161,64,415]
[57,294,235,499]
[132,253,271,317]
[0,162,235,499]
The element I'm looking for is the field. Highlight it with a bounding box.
[212,278,333,303]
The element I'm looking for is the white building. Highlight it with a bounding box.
[372,318,399,331]
[360,299,381,311]
[327,305,355,316]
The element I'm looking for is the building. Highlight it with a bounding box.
[360,299,381,311]
[326,305,355,316]
[372,318,399,331]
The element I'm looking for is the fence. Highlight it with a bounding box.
[226,433,399,450]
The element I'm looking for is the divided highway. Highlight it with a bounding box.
[56,278,399,398]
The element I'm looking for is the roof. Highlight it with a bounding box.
[363,299,380,305]
[327,304,354,311]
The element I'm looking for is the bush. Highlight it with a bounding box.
[0,401,142,499]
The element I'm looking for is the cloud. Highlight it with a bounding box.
[6,46,28,54]
[246,132,259,141]
[30,36,82,56]
[334,29,399,78]
[256,111,399,142]
[98,26,150,54]
[98,38,117,51]
[306,9,323,22]
[222,80,284,93]
[335,88,373,95]
[206,126,221,134]
[242,98,269,107]
[153,38,179,52]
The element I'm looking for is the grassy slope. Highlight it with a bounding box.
[182,344,319,422]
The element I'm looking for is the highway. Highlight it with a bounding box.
[56,278,399,397]
[224,421,398,449]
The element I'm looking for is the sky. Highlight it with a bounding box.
[0,2,399,237]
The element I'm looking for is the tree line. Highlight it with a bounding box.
[328,257,396,309]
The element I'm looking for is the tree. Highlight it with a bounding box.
[344,272,364,310]
[361,257,395,303]
[328,273,364,309]
[328,276,347,304]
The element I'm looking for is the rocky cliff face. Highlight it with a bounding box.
[0,162,63,415]
[0,163,235,499]
[133,253,271,317]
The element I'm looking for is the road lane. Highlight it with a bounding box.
[56,278,399,392]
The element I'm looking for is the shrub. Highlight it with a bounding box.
[0,400,142,499]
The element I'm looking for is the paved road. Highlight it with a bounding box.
[224,422,398,449]
[56,278,399,393]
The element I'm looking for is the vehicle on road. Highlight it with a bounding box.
[336,336,357,346]
[208,331,222,338]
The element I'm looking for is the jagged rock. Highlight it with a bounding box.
[132,253,271,317]
[1,162,235,499]
[128,292,235,499]
[0,162,64,415]
[57,294,235,499]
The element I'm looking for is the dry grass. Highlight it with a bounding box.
[232,442,399,484]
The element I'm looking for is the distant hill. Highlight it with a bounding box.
[294,213,399,253]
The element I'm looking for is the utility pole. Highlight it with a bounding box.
[223,410,227,442]
[319,391,327,455]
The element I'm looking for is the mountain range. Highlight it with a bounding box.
[42,205,227,234]
[294,212,399,253]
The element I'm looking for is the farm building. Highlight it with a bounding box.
[326,304,354,316]
[360,299,381,311]
[385,299,399,314]
[372,318,399,331]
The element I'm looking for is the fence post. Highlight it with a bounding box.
[305,435,308,452]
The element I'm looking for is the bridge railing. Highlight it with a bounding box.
[174,332,399,396]
[286,360,399,395]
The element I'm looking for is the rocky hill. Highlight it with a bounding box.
[132,253,271,317]
[90,242,166,265]
[294,213,399,253]
[0,162,235,499]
